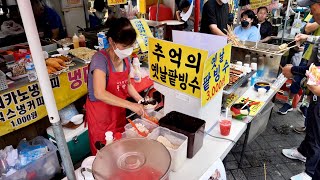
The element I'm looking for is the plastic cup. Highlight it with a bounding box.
[258,88,267,97]
[219,119,232,136]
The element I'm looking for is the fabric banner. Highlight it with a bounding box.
[0,65,89,136]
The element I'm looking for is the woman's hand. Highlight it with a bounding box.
[281,64,293,78]
[129,103,145,116]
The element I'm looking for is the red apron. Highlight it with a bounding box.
[85,50,129,155]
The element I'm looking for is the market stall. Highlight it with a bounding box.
[0,0,298,179]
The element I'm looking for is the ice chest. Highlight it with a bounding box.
[47,124,90,164]
[159,111,206,158]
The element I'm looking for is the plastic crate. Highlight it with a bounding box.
[159,111,206,158]
[0,70,8,91]
[148,127,188,171]
[5,137,60,180]
[124,118,158,138]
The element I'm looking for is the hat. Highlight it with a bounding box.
[297,0,320,7]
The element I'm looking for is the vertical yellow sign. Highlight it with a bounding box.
[131,19,154,52]
[201,44,231,106]
[149,38,208,98]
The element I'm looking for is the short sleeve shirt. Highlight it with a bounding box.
[234,25,261,42]
[200,0,229,34]
[88,52,130,101]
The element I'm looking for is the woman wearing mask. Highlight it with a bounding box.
[234,10,261,42]
[85,17,145,155]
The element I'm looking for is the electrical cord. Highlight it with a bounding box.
[201,130,236,144]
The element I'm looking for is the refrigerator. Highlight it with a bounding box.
[61,0,88,37]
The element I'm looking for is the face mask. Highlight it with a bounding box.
[113,44,133,60]
[241,20,249,28]
[221,0,229,4]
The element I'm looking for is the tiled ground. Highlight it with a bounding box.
[224,101,306,180]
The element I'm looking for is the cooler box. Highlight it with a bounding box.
[46,124,90,164]
[154,82,223,131]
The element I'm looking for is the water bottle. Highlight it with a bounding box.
[25,55,37,82]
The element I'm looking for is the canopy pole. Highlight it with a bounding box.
[281,0,292,44]
[16,0,75,179]
[194,0,200,32]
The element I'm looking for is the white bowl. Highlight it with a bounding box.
[70,114,84,125]
[57,47,70,56]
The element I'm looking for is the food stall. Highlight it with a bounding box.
[0,0,294,179]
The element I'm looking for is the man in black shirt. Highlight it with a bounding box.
[200,0,229,36]
[257,6,273,43]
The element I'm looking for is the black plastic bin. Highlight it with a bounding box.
[159,111,206,158]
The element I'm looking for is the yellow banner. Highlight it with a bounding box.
[107,0,127,5]
[149,38,208,98]
[131,19,154,52]
[201,44,231,106]
[250,0,272,9]
[0,65,88,136]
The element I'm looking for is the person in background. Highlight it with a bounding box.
[257,6,273,43]
[176,0,195,31]
[89,0,107,28]
[278,14,320,134]
[281,0,320,179]
[85,17,145,155]
[200,0,229,36]
[31,0,65,40]
[234,10,260,42]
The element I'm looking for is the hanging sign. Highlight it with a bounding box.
[107,0,127,6]
[131,19,154,52]
[250,0,272,9]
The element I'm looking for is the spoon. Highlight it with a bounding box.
[128,119,148,137]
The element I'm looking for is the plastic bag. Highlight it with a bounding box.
[306,63,320,85]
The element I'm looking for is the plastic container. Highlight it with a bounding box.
[97,32,108,49]
[0,70,8,91]
[79,33,86,47]
[105,131,113,145]
[58,103,79,125]
[124,119,158,138]
[25,55,37,82]
[219,119,231,136]
[148,127,188,171]
[5,137,60,180]
[142,110,164,124]
[159,111,206,158]
[73,34,79,49]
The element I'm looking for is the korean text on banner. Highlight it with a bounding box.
[131,19,153,52]
[0,65,88,136]
[250,0,272,9]
[107,0,127,6]
[201,44,231,107]
[149,38,208,98]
